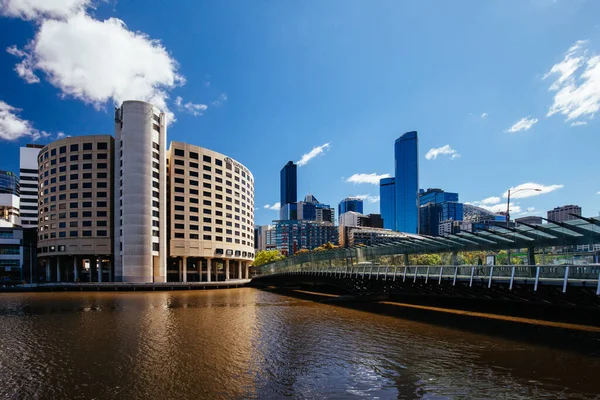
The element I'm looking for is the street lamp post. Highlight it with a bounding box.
[505,187,542,264]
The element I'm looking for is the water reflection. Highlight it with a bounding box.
[0,289,598,399]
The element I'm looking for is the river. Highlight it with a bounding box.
[0,288,598,399]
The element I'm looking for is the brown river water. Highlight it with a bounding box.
[0,288,598,399]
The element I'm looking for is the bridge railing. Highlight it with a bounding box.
[255,264,600,294]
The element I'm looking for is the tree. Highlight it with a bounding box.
[312,242,340,252]
[409,253,442,265]
[295,248,311,256]
[252,250,285,267]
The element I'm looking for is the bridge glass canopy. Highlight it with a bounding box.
[258,216,600,272]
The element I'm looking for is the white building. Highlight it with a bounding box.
[255,225,275,252]
[19,144,43,227]
[114,101,168,282]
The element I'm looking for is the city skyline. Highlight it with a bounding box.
[1,0,600,227]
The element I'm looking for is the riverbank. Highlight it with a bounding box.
[0,279,251,292]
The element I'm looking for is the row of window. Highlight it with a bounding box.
[171,232,251,245]
[39,142,109,162]
[171,149,252,181]
[40,153,109,170]
[39,201,109,210]
[40,174,109,190]
[171,167,253,192]
[39,230,108,240]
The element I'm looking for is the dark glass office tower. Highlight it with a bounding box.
[338,197,364,216]
[394,131,419,233]
[280,161,297,220]
[379,177,396,231]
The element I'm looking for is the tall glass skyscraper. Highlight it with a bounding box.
[280,161,297,220]
[379,177,396,230]
[394,131,419,233]
[338,197,364,216]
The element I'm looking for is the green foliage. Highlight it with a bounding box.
[252,250,285,267]
[409,253,442,265]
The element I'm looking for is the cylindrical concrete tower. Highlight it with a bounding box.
[114,101,167,282]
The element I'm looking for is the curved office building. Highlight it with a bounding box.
[36,135,114,282]
[167,142,255,282]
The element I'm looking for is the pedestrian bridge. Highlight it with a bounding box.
[252,216,600,308]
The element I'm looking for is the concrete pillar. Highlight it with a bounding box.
[56,257,61,282]
[245,261,249,279]
[97,257,102,283]
[527,247,536,266]
[182,256,187,283]
[403,253,409,266]
[238,261,242,280]
[207,258,212,282]
[73,256,78,282]
[108,259,112,282]
[45,260,50,282]
[89,258,93,282]
[225,259,230,281]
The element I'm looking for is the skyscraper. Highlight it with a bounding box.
[379,177,396,230]
[338,197,364,217]
[280,161,297,220]
[394,131,419,233]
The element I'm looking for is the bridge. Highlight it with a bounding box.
[252,216,600,319]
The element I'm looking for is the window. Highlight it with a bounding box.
[83,192,92,198]
[190,207,199,213]
[203,165,211,172]
[82,230,92,237]
[82,202,92,208]
[60,146,67,154]
[175,196,184,202]
[97,163,107,169]
[175,223,184,229]
[174,187,184,193]
[153,142,160,150]
[83,153,92,160]
[97,153,107,159]
[97,201,107,207]
[83,143,92,150]
[97,211,107,217]
[174,233,184,238]
[174,214,184,220]
[70,164,79,171]
[190,215,199,221]
[190,189,199,195]
[152,191,159,198]
[82,211,92,218]
[59,222,66,228]
[83,163,92,170]
[190,234,199,239]
[70,144,78,152]
[70,154,79,162]
[190,152,198,159]
[174,159,184,166]
[174,149,184,157]
[82,221,92,227]
[97,182,107,188]
[97,142,108,150]
[97,230,107,237]
[190,225,199,231]
[70,231,77,237]
[70,202,78,209]
[97,172,107,179]
[216,159,222,166]
[203,155,211,163]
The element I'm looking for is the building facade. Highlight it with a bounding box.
[379,177,396,231]
[280,161,297,219]
[275,220,338,256]
[338,197,363,217]
[167,142,255,282]
[547,205,582,223]
[19,144,43,227]
[347,227,407,247]
[255,225,276,252]
[36,135,115,282]
[395,131,419,233]
[0,170,20,226]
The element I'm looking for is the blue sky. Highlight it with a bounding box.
[0,0,599,226]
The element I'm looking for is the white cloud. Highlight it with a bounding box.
[5,10,184,122]
[502,182,564,199]
[263,202,280,211]
[506,116,538,133]
[425,144,460,160]
[345,173,391,185]
[480,196,501,205]
[6,45,39,83]
[527,207,535,212]
[597,191,600,195]
[174,96,207,116]
[0,0,90,20]
[481,112,488,118]
[211,93,227,107]
[0,100,44,141]
[297,142,330,166]
[479,203,521,214]
[56,132,65,139]
[570,120,587,126]
[545,39,600,121]
[354,194,380,203]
